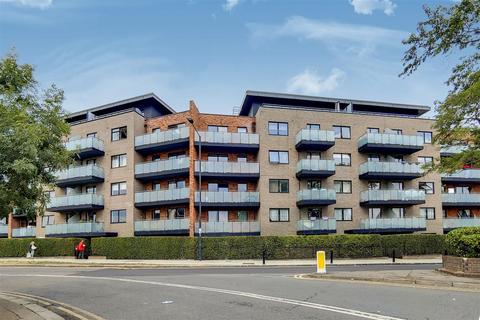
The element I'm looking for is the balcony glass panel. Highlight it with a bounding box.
[136,157,190,175]
[440,145,468,155]
[443,218,480,229]
[195,161,259,174]
[45,222,104,235]
[55,164,104,180]
[12,227,36,237]
[195,221,260,233]
[196,132,259,145]
[360,217,426,230]
[47,194,104,209]
[358,133,423,148]
[442,193,480,203]
[0,224,7,234]
[359,161,422,175]
[360,190,426,202]
[135,127,189,147]
[441,169,480,180]
[65,137,104,152]
[295,129,335,144]
[134,219,189,232]
[135,188,190,203]
[297,159,335,172]
[196,191,259,203]
[296,189,336,202]
[297,219,336,231]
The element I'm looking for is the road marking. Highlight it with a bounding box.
[0,273,404,320]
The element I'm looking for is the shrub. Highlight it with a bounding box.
[381,234,446,257]
[0,238,85,257]
[446,227,480,258]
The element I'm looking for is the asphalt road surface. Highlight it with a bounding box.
[0,264,478,320]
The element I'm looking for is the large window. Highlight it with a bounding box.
[334,180,352,194]
[86,186,96,194]
[168,208,186,219]
[111,182,127,196]
[333,125,351,139]
[269,208,289,222]
[333,153,351,166]
[268,122,288,136]
[111,154,127,168]
[111,126,127,141]
[417,131,432,144]
[418,156,433,165]
[307,124,320,130]
[334,208,352,221]
[208,183,228,192]
[237,127,247,133]
[269,179,289,193]
[237,210,248,222]
[152,209,161,220]
[86,132,97,138]
[41,215,54,227]
[111,209,127,224]
[420,207,436,220]
[208,210,228,222]
[208,125,228,132]
[367,127,380,134]
[269,150,289,164]
[388,129,403,135]
[419,182,435,194]
[307,180,322,190]
[168,180,186,189]
[237,183,247,192]
[208,154,228,162]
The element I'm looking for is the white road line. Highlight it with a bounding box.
[0,273,405,320]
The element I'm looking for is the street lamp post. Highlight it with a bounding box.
[187,117,202,260]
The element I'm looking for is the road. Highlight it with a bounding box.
[0,264,478,320]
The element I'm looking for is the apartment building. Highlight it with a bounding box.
[5,91,480,239]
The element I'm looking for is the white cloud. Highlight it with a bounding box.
[0,0,53,9]
[223,0,240,11]
[349,0,397,16]
[287,68,345,95]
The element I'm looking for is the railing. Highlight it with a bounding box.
[55,164,104,181]
[0,224,7,234]
[65,136,104,152]
[296,159,335,173]
[135,188,190,203]
[441,169,480,180]
[195,161,260,174]
[196,191,260,203]
[440,145,468,155]
[47,194,104,209]
[136,157,190,175]
[360,217,426,230]
[297,189,336,202]
[195,131,259,145]
[45,222,104,235]
[195,221,260,234]
[443,218,480,229]
[358,133,423,148]
[12,227,36,238]
[135,127,189,147]
[442,193,480,204]
[295,129,335,144]
[134,219,190,232]
[297,219,336,232]
[359,161,422,175]
[360,189,426,202]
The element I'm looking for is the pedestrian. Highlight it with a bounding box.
[74,243,79,259]
[28,241,37,258]
[77,240,86,259]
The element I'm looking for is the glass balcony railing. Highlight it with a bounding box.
[135,188,190,204]
[134,219,190,232]
[55,164,104,181]
[442,193,480,204]
[440,145,468,155]
[195,131,259,145]
[360,217,426,230]
[358,133,423,148]
[296,159,335,173]
[297,189,336,202]
[195,221,260,234]
[45,222,105,235]
[135,127,189,148]
[12,227,36,238]
[65,137,104,152]
[360,190,426,203]
[359,161,422,175]
[195,191,260,204]
[195,161,259,175]
[443,218,480,229]
[295,129,335,145]
[135,157,190,176]
[441,169,480,181]
[47,194,104,209]
[0,224,7,234]
[297,219,336,232]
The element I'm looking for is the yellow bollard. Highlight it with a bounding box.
[316,251,326,274]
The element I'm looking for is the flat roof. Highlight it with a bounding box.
[239,90,430,116]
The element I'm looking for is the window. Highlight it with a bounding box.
[237,183,247,192]
[237,154,247,162]
[334,208,352,221]
[152,128,161,133]
[307,124,320,130]
[208,210,228,222]
[111,154,127,168]
[152,154,161,161]
[307,180,322,190]
[388,129,403,135]
[152,182,161,191]
[168,208,185,219]
[367,128,380,134]
[111,182,127,196]
[86,186,96,194]
[368,181,381,190]
[208,154,228,162]
[269,179,289,193]
[152,209,161,220]
[269,150,289,164]
[418,156,433,165]
[389,155,404,163]
[86,132,97,138]
[368,154,381,162]
[237,127,247,133]
[41,215,54,227]
[237,210,248,222]
[307,208,322,220]
[269,208,289,222]
[417,131,432,144]
[208,183,228,192]
[333,153,351,166]
[45,190,55,200]
[390,181,404,190]
[268,122,288,136]
[458,209,472,218]
[85,159,96,165]
[334,180,352,194]
[208,125,228,132]
[168,152,186,159]
[111,209,127,224]
[169,180,186,189]
[333,125,351,139]
[168,123,186,130]
[419,182,435,194]
[111,126,127,141]
[306,152,321,160]
[420,208,435,220]
[369,208,382,219]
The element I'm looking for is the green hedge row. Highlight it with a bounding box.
[445,227,480,258]
[0,238,85,257]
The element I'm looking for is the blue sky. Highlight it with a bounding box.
[0,0,459,116]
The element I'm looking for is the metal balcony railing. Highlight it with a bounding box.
[45,222,105,235]
[195,161,259,175]
[65,136,104,152]
[12,227,36,238]
[359,161,422,175]
[135,188,190,204]
[195,191,260,203]
[296,159,335,173]
[297,219,336,232]
[47,194,104,209]
[443,218,480,229]
[135,157,190,175]
[134,219,190,232]
[55,164,104,181]
[358,133,423,148]
[195,221,260,234]
[360,217,426,230]
[195,131,259,145]
[295,129,335,145]
[360,190,426,203]
[135,127,189,148]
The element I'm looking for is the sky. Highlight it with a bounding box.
[0,0,460,116]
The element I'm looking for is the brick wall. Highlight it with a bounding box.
[443,255,480,276]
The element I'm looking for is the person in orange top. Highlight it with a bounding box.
[77,240,86,259]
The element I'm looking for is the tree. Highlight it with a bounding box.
[0,52,71,221]
[401,0,480,173]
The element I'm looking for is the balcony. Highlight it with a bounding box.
[135,127,189,155]
[195,161,260,180]
[296,189,336,207]
[296,159,335,179]
[134,218,190,236]
[443,218,480,232]
[0,224,7,237]
[297,219,336,235]
[442,193,480,207]
[360,189,426,207]
[65,137,105,159]
[441,169,480,183]
[195,191,260,209]
[135,157,190,181]
[359,161,422,180]
[346,218,426,234]
[194,132,259,153]
[358,133,423,154]
[440,145,468,157]
[55,165,105,188]
[295,129,335,151]
[135,188,190,209]
[47,194,104,212]
[12,227,36,238]
[195,221,260,236]
[45,222,116,238]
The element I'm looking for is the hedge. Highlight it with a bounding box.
[0,238,86,257]
[445,227,480,258]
